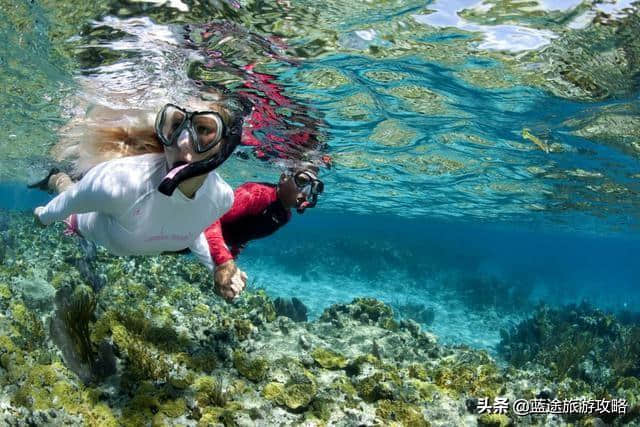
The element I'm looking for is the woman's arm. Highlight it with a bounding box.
[36,162,133,225]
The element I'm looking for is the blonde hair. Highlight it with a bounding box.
[54,92,243,176]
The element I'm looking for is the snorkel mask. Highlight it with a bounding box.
[155,102,245,196]
[293,169,324,213]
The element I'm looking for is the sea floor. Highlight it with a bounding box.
[244,263,525,354]
[0,210,638,426]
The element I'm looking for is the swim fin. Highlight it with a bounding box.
[27,167,60,191]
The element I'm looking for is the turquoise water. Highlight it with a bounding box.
[1,0,640,424]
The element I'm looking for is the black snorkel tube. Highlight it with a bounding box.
[295,174,323,214]
[158,128,241,196]
[296,193,318,214]
[158,95,251,196]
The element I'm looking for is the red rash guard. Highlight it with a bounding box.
[204,182,291,266]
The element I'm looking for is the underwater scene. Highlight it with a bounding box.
[1,0,640,425]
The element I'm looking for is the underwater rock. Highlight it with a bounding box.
[12,274,55,311]
[298,334,311,350]
[274,296,308,322]
[320,297,398,330]
[5,211,639,425]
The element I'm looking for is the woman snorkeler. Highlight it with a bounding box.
[32,89,250,301]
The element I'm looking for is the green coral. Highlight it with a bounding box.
[97,308,185,353]
[407,379,439,403]
[320,298,397,329]
[355,372,398,403]
[431,350,504,399]
[376,399,429,426]
[195,375,228,407]
[242,290,277,322]
[10,361,118,425]
[112,323,170,381]
[62,285,97,367]
[262,372,317,412]
[160,398,187,418]
[500,302,640,391]
[198,407,239,427]
[122,382,163,424]
[332,376,357,397]
[310,397,334,422]
[408,363,428,381]
[352,298,394,322]
[0,283,11,299]
[477,413,512,427]
[262,382,284,400]
[234,319,254,341]
[311,347,348,369]
[10,302,45,350]
[233,350,269,382]
[177,351,217,374]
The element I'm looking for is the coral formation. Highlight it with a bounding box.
[499,302,640,423]
[0,212,638,425]
[311,347,348,370]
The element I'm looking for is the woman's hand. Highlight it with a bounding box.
[33,206,47,228]
[214,260,247,302]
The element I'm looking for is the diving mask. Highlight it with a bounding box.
[155,104,229,153]
[292,170,323,213]
[294,170,324,196]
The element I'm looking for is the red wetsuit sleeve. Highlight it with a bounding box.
[204,219,232,266]
[204,182,278,266]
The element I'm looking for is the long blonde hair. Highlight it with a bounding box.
[53,92,242,176]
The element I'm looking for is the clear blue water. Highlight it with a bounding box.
[1,0,640,349]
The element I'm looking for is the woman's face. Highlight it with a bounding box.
[159,100,228,169]
[163,128,224,168]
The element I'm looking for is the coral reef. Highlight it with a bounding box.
[0,212,638,426]
[499,302,640,423]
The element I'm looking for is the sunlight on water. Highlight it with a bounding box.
[1,0,640,424]
[2,0,638,231]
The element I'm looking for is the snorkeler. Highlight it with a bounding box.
[205,168,323,300]
[31,92,250,300]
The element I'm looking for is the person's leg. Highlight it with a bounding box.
[49,172,74,193]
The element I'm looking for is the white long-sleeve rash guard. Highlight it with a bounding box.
[38,153,233,271]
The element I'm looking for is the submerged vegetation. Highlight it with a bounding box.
[0,210,639,425]
[499,302,640,386]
